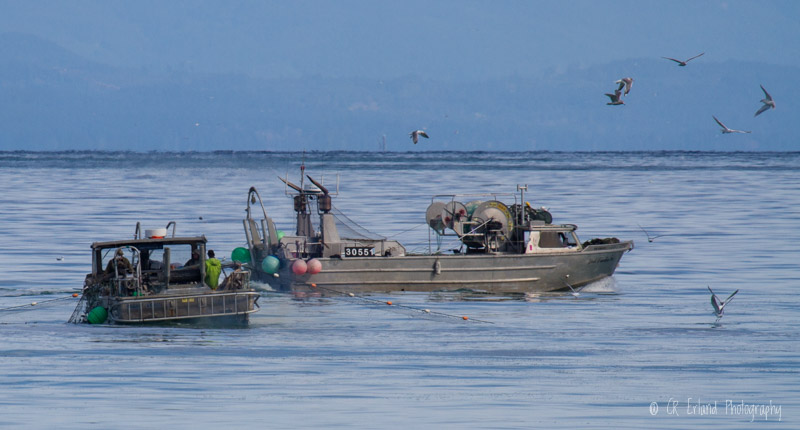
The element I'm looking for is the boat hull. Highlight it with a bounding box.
[107,290,260,324]
[258,241,632,295]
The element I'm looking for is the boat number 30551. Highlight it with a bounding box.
[344,247,375,257]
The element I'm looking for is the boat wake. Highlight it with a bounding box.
[522,277,618,301]
[579,277,618,293]
[250,281,276,292]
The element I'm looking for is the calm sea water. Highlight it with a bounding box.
[0,151,797,429]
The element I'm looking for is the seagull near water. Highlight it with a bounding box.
[713,115,751,134]
[708,286,739,321]
[605,89,624,106]
[754,85,775,117]
[615,77,634,95]
[637,224,664,242]
[662,52,705,66]
[409,130,429,144]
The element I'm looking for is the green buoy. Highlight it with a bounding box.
[261,256,280,274]
[231,247,251,263]
[87,306,108,324]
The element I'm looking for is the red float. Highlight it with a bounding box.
[307,258,322,274]
[291,259,308,275]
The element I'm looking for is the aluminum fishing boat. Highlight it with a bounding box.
[70,222,259,325]
[239,167,632,295]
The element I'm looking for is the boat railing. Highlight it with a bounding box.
[110,290,260,323]
[430,192,518,205]
[165,221,177,237]
[221,268,251,291]
[520,223,578,232]
[112,246,144,297]
[133,221,177,239]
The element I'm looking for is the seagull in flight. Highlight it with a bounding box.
[615,77,634,95]
[708,286,739,321]
[662,52,705,66]
[605,89,624,105]
[409,130,429,144]
[754,85,775,117]
[637,224,664,242]
[713,116,751,134]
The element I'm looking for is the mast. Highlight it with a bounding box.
[296,154,314,237]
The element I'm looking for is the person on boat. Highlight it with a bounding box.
[104,248,133,278]
[204,249,222,290]
[184,250,200,267]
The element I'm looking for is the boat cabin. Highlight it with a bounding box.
[89,236,208,297]
[73,224,259,325]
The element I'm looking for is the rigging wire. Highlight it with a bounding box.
[386,223,426,239]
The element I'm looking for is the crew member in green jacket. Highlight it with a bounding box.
[205,249,222,290]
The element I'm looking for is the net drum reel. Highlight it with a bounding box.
[464,200,484,217]
[461,200,514,250]
[441,201,468,236]
[425,201,447,235]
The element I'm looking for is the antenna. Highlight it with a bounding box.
[300,150,306,191]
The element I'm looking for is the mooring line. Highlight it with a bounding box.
[302,282,494,324]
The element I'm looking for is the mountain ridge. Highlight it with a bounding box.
[1,33,797,151]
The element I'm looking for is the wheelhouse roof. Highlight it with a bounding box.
[91,236,207,250]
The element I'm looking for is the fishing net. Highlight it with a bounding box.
[330,205,386,240]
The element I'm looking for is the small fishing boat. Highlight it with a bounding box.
[239,166,632,295]
[70,222,259,325]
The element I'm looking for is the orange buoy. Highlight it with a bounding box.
[310,283,317,288]
[386,301,392,306]
[462,316,469,320]
[72,293,79,298]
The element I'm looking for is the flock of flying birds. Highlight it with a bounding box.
[615,53,754,322]
[605,52,776,135]
[411,52,775,145]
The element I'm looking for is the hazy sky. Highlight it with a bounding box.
[1,1,798,151]
[2,0,798,81]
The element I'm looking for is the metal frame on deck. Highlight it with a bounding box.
[110,291,260,323]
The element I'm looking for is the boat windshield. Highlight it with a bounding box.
[100,243,198,272]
